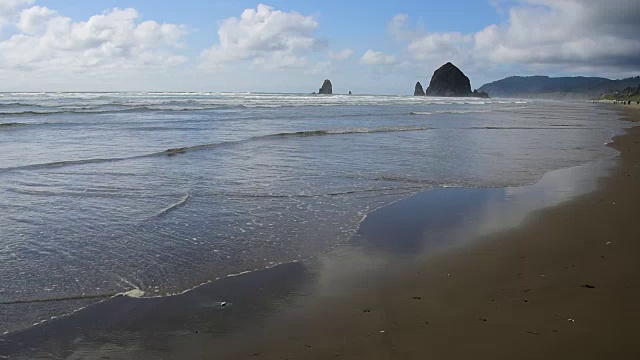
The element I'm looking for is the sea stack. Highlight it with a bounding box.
[319,79,333,94]
[473,89,490,98]
[414,82,425,96]
[425,62,472,97]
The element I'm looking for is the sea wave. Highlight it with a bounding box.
[410,109,493,115]
[0,122,28,128]
[154,192,192,217]
[0,93,531,116]
[0,126,430,172]
[0,292,123,305]
[467,126,588,130]
[265,126,429,138]
[0,105,245,117]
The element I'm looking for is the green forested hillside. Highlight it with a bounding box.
[478,76,640,99]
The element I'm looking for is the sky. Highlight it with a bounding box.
[0,0,639,93]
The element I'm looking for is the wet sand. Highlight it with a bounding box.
[1,106,639,359]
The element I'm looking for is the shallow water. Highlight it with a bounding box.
[0,93,624,334]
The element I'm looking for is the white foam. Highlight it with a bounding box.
[123,288,145,298]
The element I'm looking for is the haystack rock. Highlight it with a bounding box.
[318,79,332,94]
[425,62,472,97]
[414,82,425,96]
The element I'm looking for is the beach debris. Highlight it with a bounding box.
[540,274,546,278]
[478,318,488,322]
[568,318,575,322]
[380,330,385,333]
[606,241,612,245]
[412,296,422,300]
[526,330,540,335]
[581,284,596,289]
[220,301,227,307]
[363,309,372,313]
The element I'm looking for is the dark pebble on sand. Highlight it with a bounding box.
[581,284,596,289]
[412,296,422,300]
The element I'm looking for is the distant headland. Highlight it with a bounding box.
[479,75,640,100]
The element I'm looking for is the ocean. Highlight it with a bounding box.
[0,92,624,335]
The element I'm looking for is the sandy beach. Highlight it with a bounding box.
[1,105,639,359]
[209,105,640,359]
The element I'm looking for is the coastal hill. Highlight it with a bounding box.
[600,84,640,103]
[417,62,489,98]
[479,76,640,99]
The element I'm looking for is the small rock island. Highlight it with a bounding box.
[318,79,333,94]
[414,82,425,96]
[416,62,489,98]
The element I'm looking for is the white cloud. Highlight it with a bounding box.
[387,14,416,41]
[0,6,187,72]
[17,5,55,33]
[408,32,472,64]
[473,0,640,70]
[0,0,32,29]
[360,50,396,65]
[201,4,324,70]
[306,61,332,75]
[328,48,353,60]
[387,13,471,68]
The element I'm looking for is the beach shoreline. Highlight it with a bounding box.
[1,104,639,359]
[203,104,640,359]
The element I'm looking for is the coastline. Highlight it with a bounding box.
[1,105,639,359]
[218,105,640,359]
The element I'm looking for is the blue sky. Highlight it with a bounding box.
[0,0,638,92]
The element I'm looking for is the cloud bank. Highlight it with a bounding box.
[393,0,640,74]
[0,5,187,72]
[0,1,638,91]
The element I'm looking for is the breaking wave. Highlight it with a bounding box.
[265,126,429,138]
[0,122,28,128]
[410,109,493,115]
[0,126,430,172]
